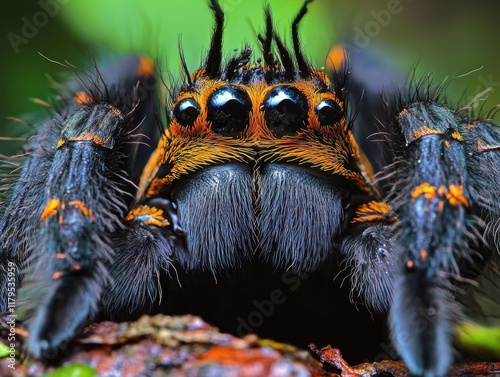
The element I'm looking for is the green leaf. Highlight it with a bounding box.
[457,321,500,357]
[42,363,97,377]
[0,342,12,358]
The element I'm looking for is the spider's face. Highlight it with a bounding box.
[136,64,374,273]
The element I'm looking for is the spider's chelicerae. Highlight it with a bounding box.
[1,1,499,376]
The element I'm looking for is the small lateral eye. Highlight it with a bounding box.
[207,85,251,137]
[263,86,309,137]
[173,98,200,127]
[315,99,343,127]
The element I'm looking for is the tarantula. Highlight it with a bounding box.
[1,1,499,376]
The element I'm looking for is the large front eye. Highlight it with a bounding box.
[262,86,309,137]
[316,99,343,126]
[207,85,251,137]
[173,98,200,127]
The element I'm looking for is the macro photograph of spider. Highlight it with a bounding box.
[0,0,499,376]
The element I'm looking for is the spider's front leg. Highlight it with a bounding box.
[385,101,500,377]
[0,57,175,358]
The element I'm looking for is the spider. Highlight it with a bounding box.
[1,0,499,376]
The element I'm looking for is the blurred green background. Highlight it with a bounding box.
[0,0,499,146]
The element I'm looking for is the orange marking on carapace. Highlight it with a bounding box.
[406,260,414,269]
[68,200,94,220]
[41,199,61,220]
[412,183,469,208]
[52,271,63,279]
[420,250,428,260]
[127,205,170,227]
[411,126,443,141]
[447,185,469,207]
[55,253,66,259]
[450,131,463,141]
[351,214,386,223]
[73,264,81,271]
[352,201,396,223]
[136,66,377,199]
[69,131,111,147]
[411,183,437,200]
[191,69,207,80]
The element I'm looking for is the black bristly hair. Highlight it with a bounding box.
[273,33,296,82]
[205,0,224,78]
[178,38,192,86]
[199,0,318,84]
[292,0,313,77]
[225,47,252,82]
[258,5,274,67]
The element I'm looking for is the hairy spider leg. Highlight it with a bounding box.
[388,100,484,377]
[459,118,500,326]
[0,56,166,358]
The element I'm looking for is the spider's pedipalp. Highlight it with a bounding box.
[341,201,399,311]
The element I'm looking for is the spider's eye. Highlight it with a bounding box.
[207,85,251,137]
[315,99,343,127]
[263,86,309,137]
[173,98,200,127]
